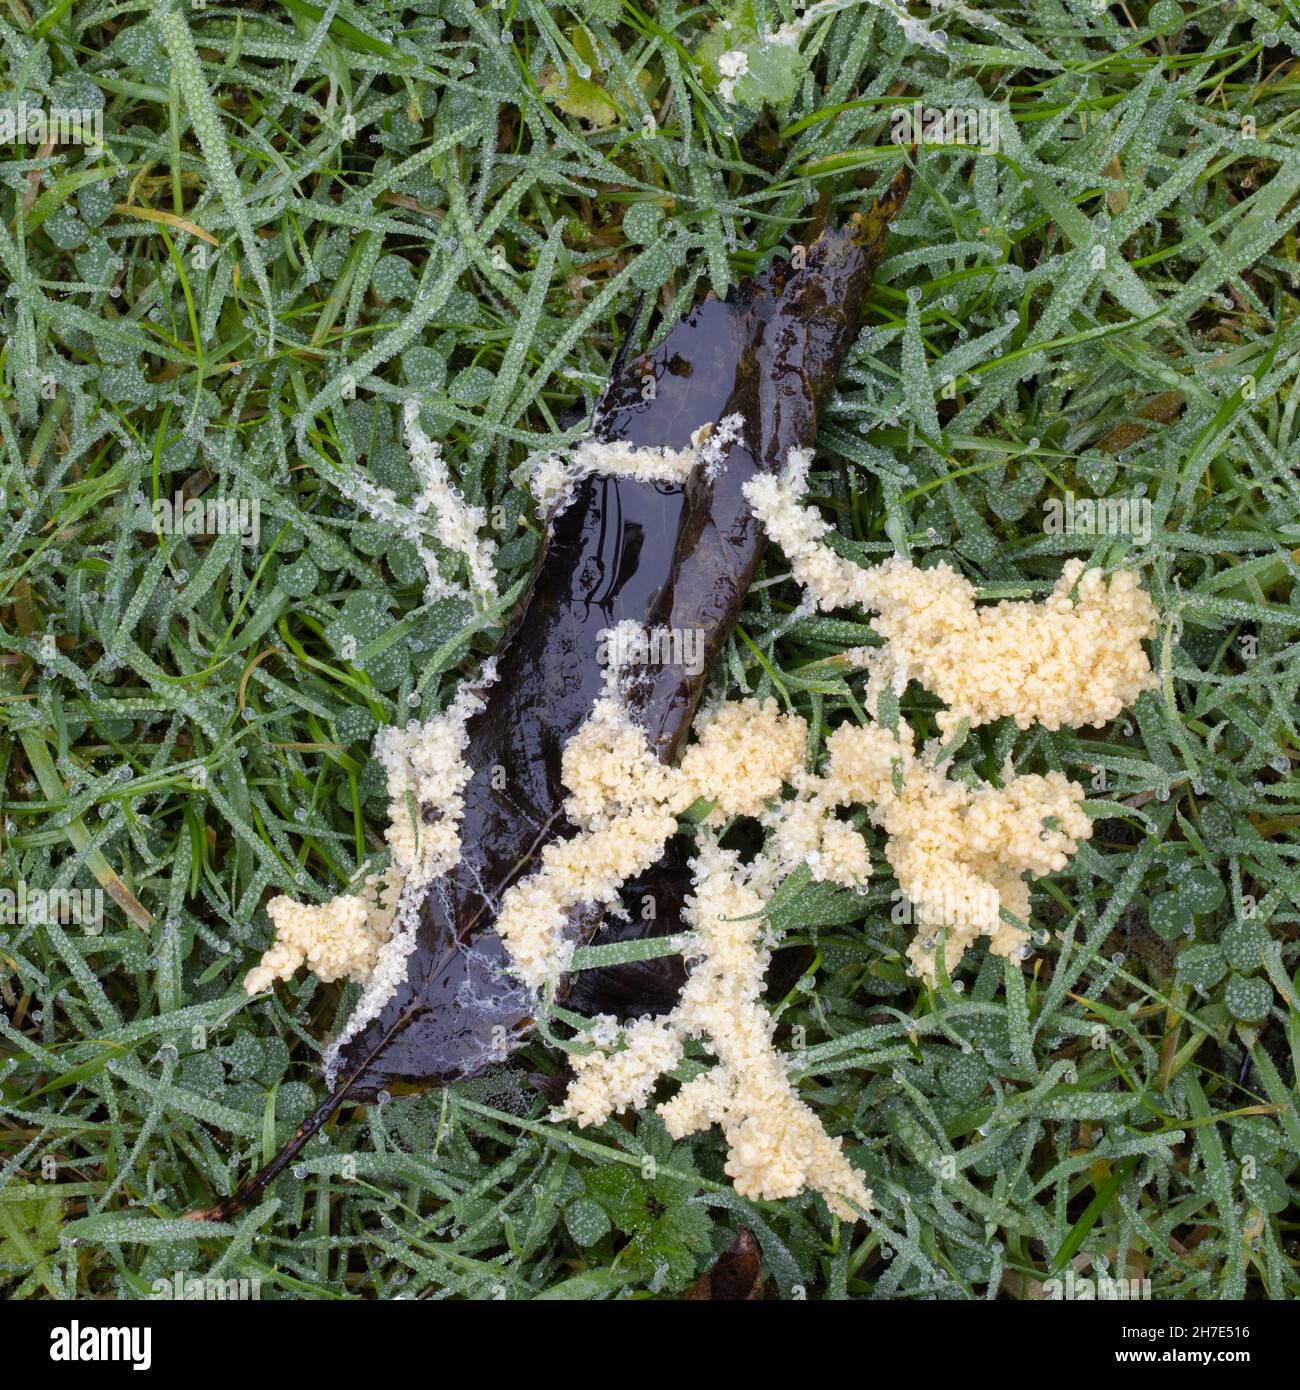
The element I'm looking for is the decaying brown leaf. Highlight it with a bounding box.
[684,1228,765,1300]
[191,165,912,1222]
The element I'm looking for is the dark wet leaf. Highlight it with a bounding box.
[195,166,911,1220]
[332,165,912,1102]
[685,1228,765,1300]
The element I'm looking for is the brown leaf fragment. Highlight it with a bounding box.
[685,1228,764,1300]
[1097,389,1185,453]
[1103,156,1128,216]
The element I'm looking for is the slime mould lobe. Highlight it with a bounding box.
[331,166,912,1100]
[189,168,909,1221]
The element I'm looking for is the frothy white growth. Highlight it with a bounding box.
[543,695,1099,1212]
[244,866,404,994]
[494,653,805,989]
[561,1014,686,1125]
[771,0,948,54]
[492,668,871,1214]
[493,641,683,987]
[678,697,808,823]
[373,670,493,884]
[745,446,870,608]
[744,453,1159,738]
[246,663,497,1067]
[530,414,746,516]
[717,48,750,103]
[692,414,746,480]
[401,400,498,608]
[771,0,853,43]
[560,839,873,1218]
[527,451,579,517]
[858,557,1159,738]
[743,446,1147,980]
[573,436,699,485]
[498,806,683,989]
[817,721,1092,983]
[528,446,1162,1209]
[249,416,1158,1214]
[341,404,498,612]
[763,797,873,887]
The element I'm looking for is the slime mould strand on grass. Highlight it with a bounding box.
[193,165,911,1221]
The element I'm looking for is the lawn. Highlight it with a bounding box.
[1,0,1298,1301]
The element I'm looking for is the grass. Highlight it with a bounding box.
[1,0,1298,1301]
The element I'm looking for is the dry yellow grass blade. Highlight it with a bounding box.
[111,203,219,246]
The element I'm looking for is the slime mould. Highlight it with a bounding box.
[342,163,911,1090]
[192,165,909,1221]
